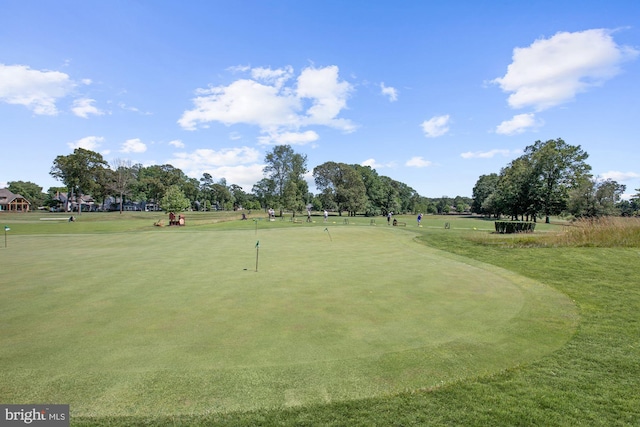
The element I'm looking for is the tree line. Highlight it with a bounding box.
[471,138,640,222]
[4,145,471,216]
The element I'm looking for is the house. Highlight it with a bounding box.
[0,188,31,212]
[52,191,97,212]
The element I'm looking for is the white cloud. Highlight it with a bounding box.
[251,65,293,88]
[600,171,640,182]
[493,29,639,111]
[120,138,147,153]
[179,78,301,130]
[178,65,356,141]
[361,158,396,169]
[405,156,433,168]
[420,115,450,138]
[167,146,262,192]
[495,113,542,135]
[72,98,104,118]
[0,64,75,115]
[380,82,398,102]
[168,139,185,148]
[461,149,515,159]
[68,135,104,151]
[258,130,319,146]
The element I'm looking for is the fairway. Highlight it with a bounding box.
[0,224,577,416]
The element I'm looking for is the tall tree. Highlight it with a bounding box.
[567,178,626,217]
[252,178,277,212]
[313,162,366,216]
[471,173,499,216]
[262,145,308,216]
[50,148,108,214]
[524,138,591,223]
[108,158,135,213]
[7,181,45,208]
[353,164,384,216]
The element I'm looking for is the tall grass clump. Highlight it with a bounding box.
[543,216,640,247]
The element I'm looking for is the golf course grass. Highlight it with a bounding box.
[0,213,577,419]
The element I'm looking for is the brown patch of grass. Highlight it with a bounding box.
[499,217,640,248]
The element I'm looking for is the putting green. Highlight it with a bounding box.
[0,226,577,415]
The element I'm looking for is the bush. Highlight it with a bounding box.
[494,221,536,234]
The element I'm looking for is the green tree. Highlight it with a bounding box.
[160,185,190,212]
[7,181,45,208]
[471,173,499,216]
[313,162,366,216]
[262,145,308,216]
[567,178,626,217]
[136,164,187,205]
[496,156,538,221]
[524,138,591,223]
[252,178,277,211]
[50,148,108,214]
[353,165,384,216]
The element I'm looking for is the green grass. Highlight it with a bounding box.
[1,212,638,425]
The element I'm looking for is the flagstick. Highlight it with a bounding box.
[255,240,260,272]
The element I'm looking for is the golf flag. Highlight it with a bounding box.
[256,240,260,248]
[4,226,9,231]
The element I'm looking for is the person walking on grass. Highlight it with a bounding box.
[324,210,328,222]
[417,212,423,227]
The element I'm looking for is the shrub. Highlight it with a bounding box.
[494,221,536,234]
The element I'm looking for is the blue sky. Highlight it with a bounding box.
[1,0,639,198]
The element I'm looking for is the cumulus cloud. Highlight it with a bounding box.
[600,171,640,182]
[68,135,104,151]
[258,130,319,145]
[380,82,398,102]
[178,65,356,143]
[167,146,262,191]
[361,158,396,169]
[495,113,542,135]
[405,156,433,168]
[168,139,185,148]
[420,115,450,138]
[0,63,75,115]
[120,138,147,153]
[72,98,104,118]
[493,29,639,111]
[460,149,516,159]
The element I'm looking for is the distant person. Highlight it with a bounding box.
[417,213,423,226]
[324,210,328,222]
[307,209,312,222]
[387,212,392,225]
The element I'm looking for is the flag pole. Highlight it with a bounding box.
[255,240,260,272]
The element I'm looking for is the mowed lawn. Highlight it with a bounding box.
[0,221,576,417]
